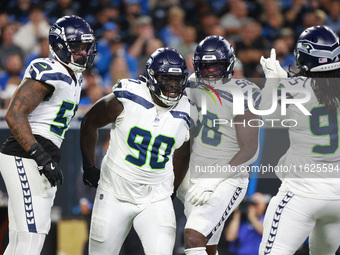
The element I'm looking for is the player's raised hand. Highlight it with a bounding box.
[260,48,281,78]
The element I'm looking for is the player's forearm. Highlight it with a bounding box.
[80,116,99,167]
[229,142,259,167]
[5,112,37,152]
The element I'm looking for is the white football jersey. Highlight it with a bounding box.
[100,78,197,203]
[24,58,82,148]
[272,77,340,199]
[187,74,261,184]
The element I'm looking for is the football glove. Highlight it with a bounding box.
[260,48,287,79]
[29,143,63,187]
[188,178,225,206]
[83,165,100,188]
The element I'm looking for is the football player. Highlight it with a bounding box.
[259,25,340,254]
[0,15,97,254]
[80,47,197,254]
[179,35,261,255]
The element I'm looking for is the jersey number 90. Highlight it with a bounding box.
[125,126,176,170]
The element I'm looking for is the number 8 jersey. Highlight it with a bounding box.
[99,78,197,203]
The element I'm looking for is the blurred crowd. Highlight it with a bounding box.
[0,0,340,110]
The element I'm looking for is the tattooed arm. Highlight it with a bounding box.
[5,78,54,152]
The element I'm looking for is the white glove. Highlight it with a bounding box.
[275,60,288,78]
[187,178,225,206]
[260,48,287,79]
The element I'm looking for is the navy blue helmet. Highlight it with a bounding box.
[49,15,97,73]
[146,47,188,106]
[294,25,340,74]
[193,35,236,84]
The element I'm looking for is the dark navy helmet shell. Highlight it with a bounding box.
[49,15,97,73]
[146,47,188,106]
[294,25,340,74]
[193,35,236,85]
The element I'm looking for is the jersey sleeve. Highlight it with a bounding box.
[24,58,73,88]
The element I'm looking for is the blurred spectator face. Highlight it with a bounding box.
[146,38,163,56]
[329,1,340,20]
[18,0,31,11]
[1,24,16,45]
[209,25,226,37]
[274,39,289,59]
[167,6,185,27]
[57,0,72,9]
[0,13,8,30]
[303,12,317,28]
[249,192,267,217]
[6,54,23,76]
[182,26,196,44]
[241,21,260,42]
[29,7,44,25]
[200,14,219,34]
[88,84,104,104]
[125,0,141,16]
[102,22,119,41]
[40,37,50,58]
[233,1,248,18]
[280,28,295,51]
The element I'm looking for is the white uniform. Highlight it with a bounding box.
[0,58,82,253]
[181,75,261,245]
[89,78,197,255]
[259,77,340,255]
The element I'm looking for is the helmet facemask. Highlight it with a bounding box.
[194,56,235,87]
[149,71,188,106]
[49,16,98,73]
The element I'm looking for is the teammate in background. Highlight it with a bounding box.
[259,25,340,254]
[80,47,197,255]
[0,15,97,255]
[179,35,261,255]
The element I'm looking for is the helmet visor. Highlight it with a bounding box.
[68,41,97,66]
[157,73,187,98]
[198,61,226,80]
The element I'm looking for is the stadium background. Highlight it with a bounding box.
[0,0,339,254]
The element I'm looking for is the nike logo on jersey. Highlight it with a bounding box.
[51,164,55,170]
[39,63,48,69]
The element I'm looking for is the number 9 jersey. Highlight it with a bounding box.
[275,76,340,199]
[99,78,197,203]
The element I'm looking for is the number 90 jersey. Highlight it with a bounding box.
[276,77,340,199]
[24,58,82,148]
[99,78,197,203]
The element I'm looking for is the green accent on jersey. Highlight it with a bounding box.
[39,63,48,69]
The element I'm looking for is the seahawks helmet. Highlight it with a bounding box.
[146,48,188,106]
[49,15,97,73]
[294,25,340,74]
[193,35,236,85]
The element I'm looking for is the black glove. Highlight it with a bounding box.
[83,165,100,188]
[29,143,64,187]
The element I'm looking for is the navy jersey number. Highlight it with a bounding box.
[50,101,78,137]
[309,106,339,154]
[125,126,175,170]
[197,110,221,147]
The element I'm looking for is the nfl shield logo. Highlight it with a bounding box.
[99,194,104,200]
